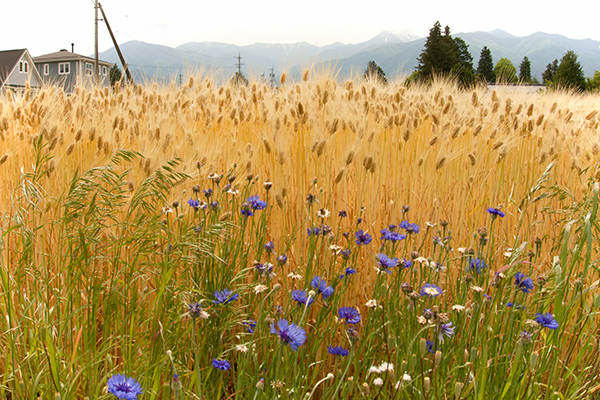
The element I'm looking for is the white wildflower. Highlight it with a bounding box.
[236,344,249,353]
[452,304,466,311]
[317,208,331,219]
[373,378,384,386]
[254,284,268,294]
[287,272,302,280]
[366,299,378,308]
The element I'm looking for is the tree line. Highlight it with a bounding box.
[363,21,600,91]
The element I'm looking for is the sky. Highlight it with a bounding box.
[2,0,599,57]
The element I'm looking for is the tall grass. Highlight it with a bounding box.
[0,74,599,398]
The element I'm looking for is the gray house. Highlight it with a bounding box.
[0,49,43,92]
[33,49,113,94]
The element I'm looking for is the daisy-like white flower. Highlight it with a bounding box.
[287,272,302,280]
[207,172,220,181]
[414,257,430,266]
[254,284,268,294]
[365,299,378,308]
[471,285,484,293]
[369,365,381,374]
[317,208,331,218]
[236,344,249,352]
[452,304,466,311]
[227,188,240,195]
[373,378,384,386]
[162,206,173,214]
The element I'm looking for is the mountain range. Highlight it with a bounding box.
[97,29,600,84]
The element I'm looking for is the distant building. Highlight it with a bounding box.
[33,49,113,94]
[0,49,43,92]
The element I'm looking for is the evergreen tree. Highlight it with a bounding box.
[476,46,495,83]
[519,56,532,83]
[542,59,559,85]
[452,37,476,87]
[553,51,586,91]
[109,64,122,87]
[494,58,518,83]
[416,21,459,82]
[363,61,388,84]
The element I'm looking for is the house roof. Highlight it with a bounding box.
[0,49,26,86]
[33,49,113,66]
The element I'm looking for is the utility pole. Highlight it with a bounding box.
[94,0,99,84]
[98,3,134,85]
[269,67,275,89]
[234,52,243,76]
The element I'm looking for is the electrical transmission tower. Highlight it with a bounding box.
[269,67,275,89]
[234,53,244,76]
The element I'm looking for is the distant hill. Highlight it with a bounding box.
[97,30,600,84]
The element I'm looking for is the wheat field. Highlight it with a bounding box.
[1,73,600,398]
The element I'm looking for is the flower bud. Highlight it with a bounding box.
[435,350,442,366]
[455,382,464,399]
[530,352,539,370]
[272,284,282,292]
[424,377,431,393]
[419,338,427,356]
[256,378,265,390]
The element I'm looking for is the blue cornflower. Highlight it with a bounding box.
[340,267,356,279]
[420,283,443,297]
[291,290,314,306]
[209,201,219,210]
[380,229,406,242]
[203,188,213,198]
[212,359,231,370]
[339,210,348,218]
[270,319,306,351]
[514,272,534,293]
[470,258,487,274]
[307,227,320,236]
[276,254,288,266]
[107,374,143,400]
[188,301,203,319]
[255,262,274,276]
[338,307,361,324]
[437,322,455,342]
[264,241,275,253]
[241,208,254,217]
[242,320,257,333]
[247,195,267,210]
[311,276,334,299]
[402,259,413,268]
[355,230,372,245]
[328,346,350,356]
[399,220,420,234]
[188,198,201,210]
[213,289,239,305]
[506,302,526,310]
[535,313,559,330]
[426,340,435,353]
[487,207,505,218]
[406,223,420,234]
[340,248,352,260]
[376,253,399,274]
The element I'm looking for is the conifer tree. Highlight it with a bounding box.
[519,56,532,83]
[363,61,388,84]
[554,51,586,91]
[476,46,495,83]
[416,21,459,82]
[542,59,559,85]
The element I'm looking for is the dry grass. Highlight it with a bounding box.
[1,75,599,277]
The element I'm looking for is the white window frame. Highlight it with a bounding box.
[19,61,28,73]
[102,66,107,76]
[24,61,28,73]
[43,64,49,75]
[59,62,70,75]
[85,63,93,76]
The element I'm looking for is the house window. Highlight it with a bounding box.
[86,63,93,76]
[19,61,28,73]
[102,66,107,76]
[59,62,70,75]
[44,64,49,75]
